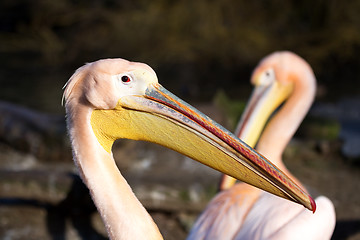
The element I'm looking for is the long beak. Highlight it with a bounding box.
[235,81,293,146]
[220,80,293,190]
[92,82,315,212]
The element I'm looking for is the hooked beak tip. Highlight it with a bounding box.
[310,197,316,213]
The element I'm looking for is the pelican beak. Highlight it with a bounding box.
[234,79,293,148]
[220,76,294,191]
[91,82,315,212]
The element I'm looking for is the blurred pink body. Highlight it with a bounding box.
[188,52,336,240]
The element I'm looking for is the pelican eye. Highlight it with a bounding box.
[121,75,131,83]
[259,68,275,86]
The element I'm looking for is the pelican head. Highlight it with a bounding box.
[218,52,317,202]
[235,51,316,150]
[63,58,315,212]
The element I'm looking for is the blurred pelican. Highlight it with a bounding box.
[188,51,335,240]
[63,58,315,240]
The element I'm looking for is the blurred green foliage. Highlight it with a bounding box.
[213,89,246,130]
[2,0,359,64]
[298,116,341,140]
[1,0,360,110]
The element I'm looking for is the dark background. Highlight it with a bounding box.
[1,0,360,113]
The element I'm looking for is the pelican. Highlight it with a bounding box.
[63,58,315,240]
[188,51,336,240]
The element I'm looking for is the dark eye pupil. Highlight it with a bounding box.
[121,75,130,82]
[265,71,270,77]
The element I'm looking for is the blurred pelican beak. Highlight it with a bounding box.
[219,76,294,191]
[235,79,293,147]
[91,82,315,212]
